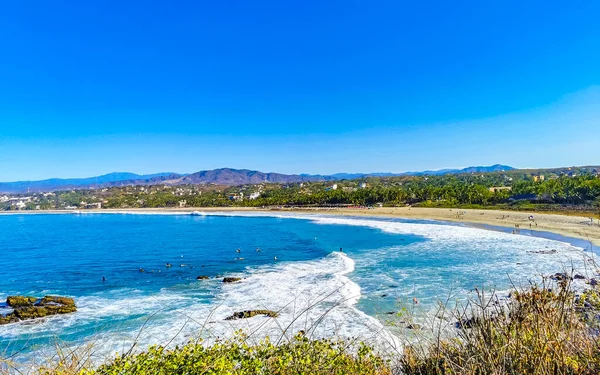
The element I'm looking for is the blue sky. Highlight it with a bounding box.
[1,1,599,181]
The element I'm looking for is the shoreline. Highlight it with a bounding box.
[2,206,599,246]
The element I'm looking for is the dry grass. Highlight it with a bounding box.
[401,278,600,374]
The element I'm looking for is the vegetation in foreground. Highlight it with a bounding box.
[31,334,391,375]
[5,276,598,375]
[402,281,600,374]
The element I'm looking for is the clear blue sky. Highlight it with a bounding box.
[1,1,599,181]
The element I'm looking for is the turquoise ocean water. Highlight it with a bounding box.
[0,212,595,365]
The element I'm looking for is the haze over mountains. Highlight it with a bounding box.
[0,165,515,194]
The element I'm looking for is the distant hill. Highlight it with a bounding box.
[179,168,335,185]
[404,164,515,176]
[0,165,515,194]
[0,172,179,194]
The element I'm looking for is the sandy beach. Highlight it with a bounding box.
[286,206,600,247]
[6,206,599,247]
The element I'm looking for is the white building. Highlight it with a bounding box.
[332,184,338,190]
[249,192,261,200]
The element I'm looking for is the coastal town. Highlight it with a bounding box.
[2,166,599,216]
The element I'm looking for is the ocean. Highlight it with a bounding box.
[0,212,595,365]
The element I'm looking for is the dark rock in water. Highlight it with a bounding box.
[385,311,396,315]
[39,296,75,307]
[14,306,49,320]
[225,309,278,320]
[456,317,480,329]
[551,273,573,281]
[528,249,557,255]
[405,324,421,330]
[0,295,76,325]
[223,277,242,283]
[574,274,586,280]
[196,276,210,280]
[0,314,19,325]
[381,294,388,298]
[590,278,599,286]
[7,296,38,307]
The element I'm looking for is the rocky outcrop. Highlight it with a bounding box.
[196,276,210,280]
[225,310,279,320]
[0,295,76,325]
[551,273,573,281]
[223,277,242,283]
[6,296,38,307]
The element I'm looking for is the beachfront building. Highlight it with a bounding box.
[533,175,545,182]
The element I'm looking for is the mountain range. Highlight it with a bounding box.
[0,165,515,194]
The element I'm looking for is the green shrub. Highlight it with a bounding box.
[75,333,391,375]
